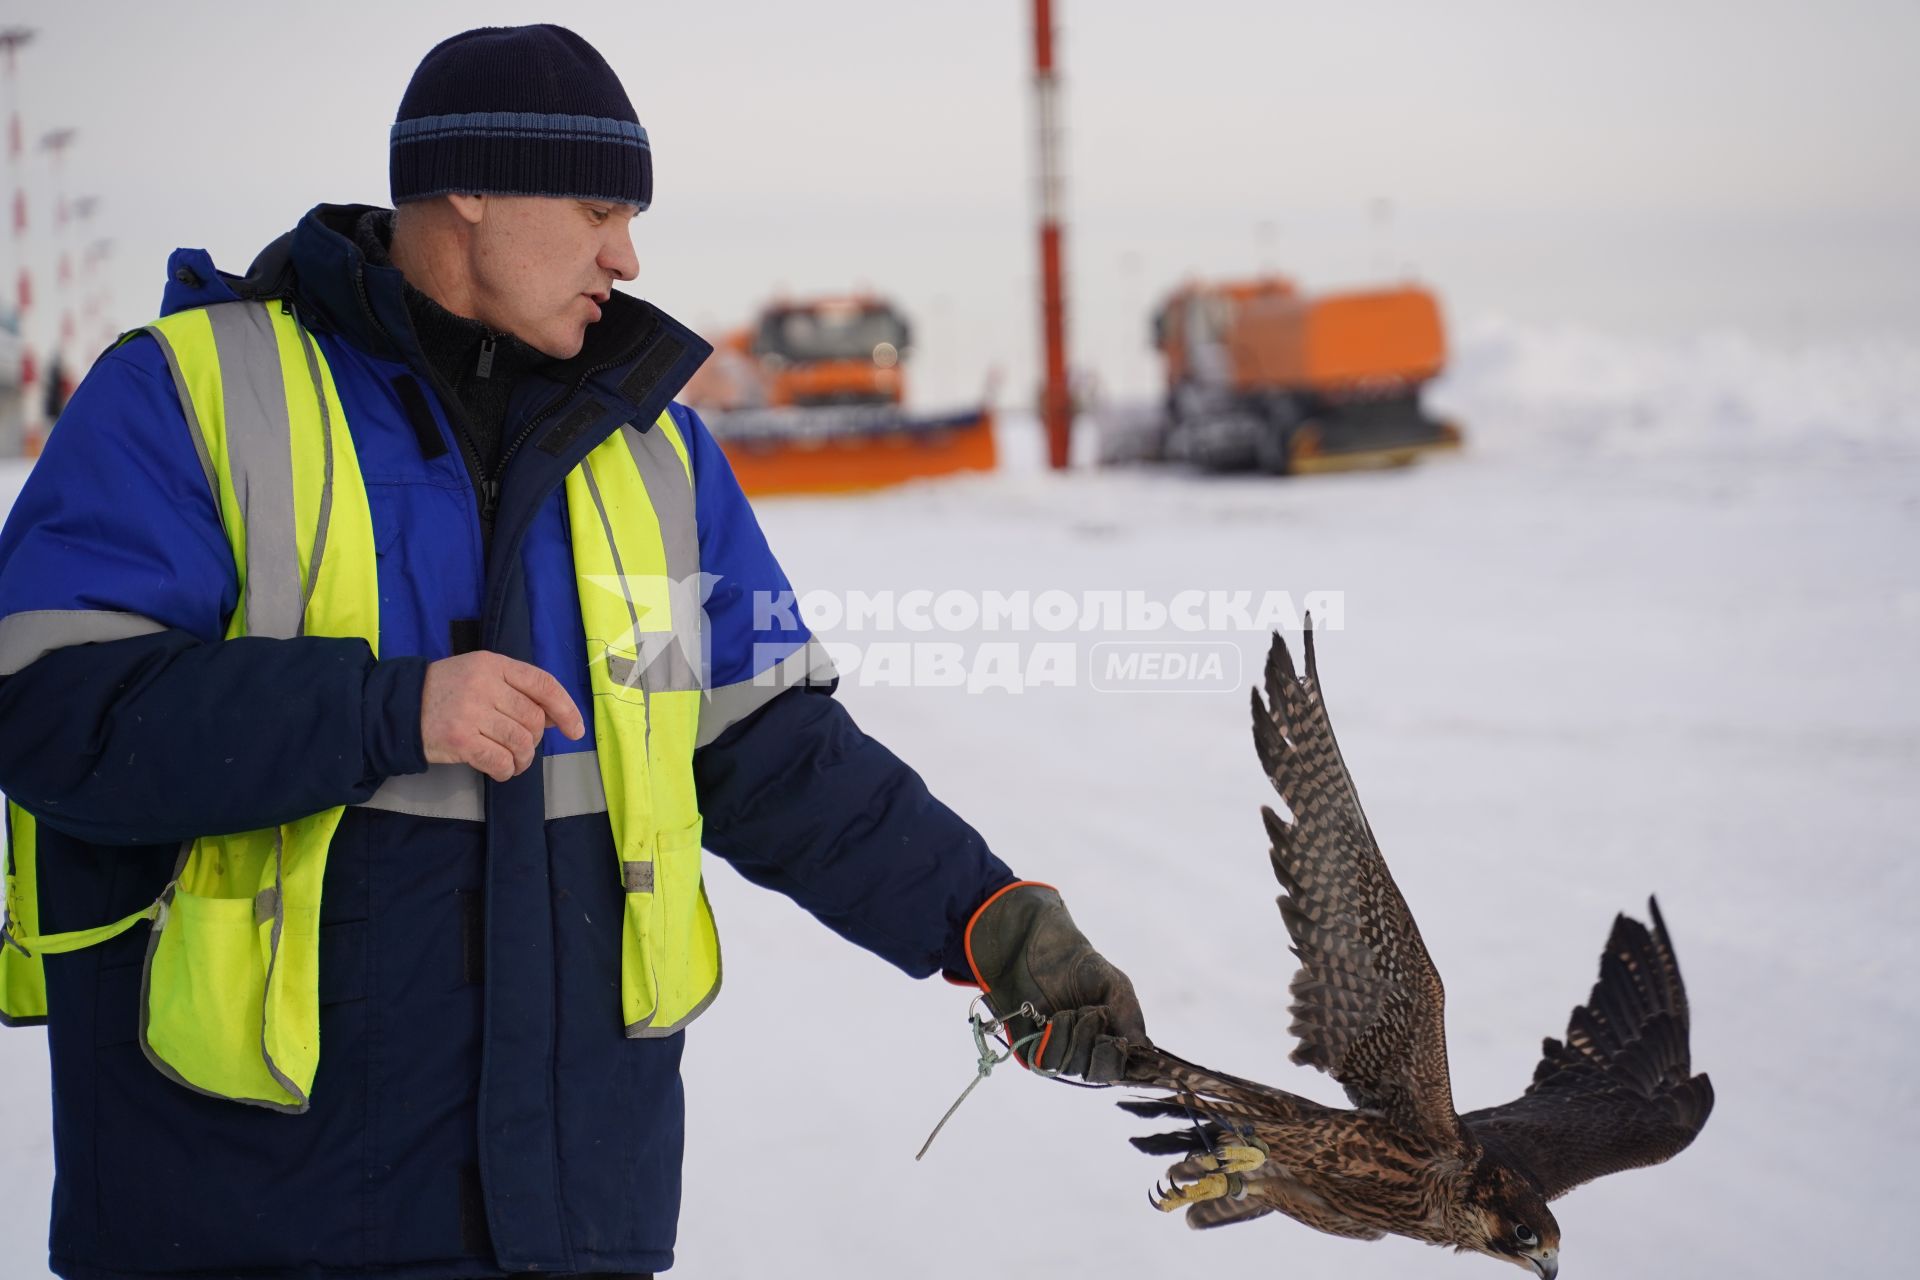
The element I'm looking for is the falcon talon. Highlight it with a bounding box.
[1213,1142,1268,1175]
[1150,1171,1234,1209]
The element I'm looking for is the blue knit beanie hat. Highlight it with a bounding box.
[390,24,651,210]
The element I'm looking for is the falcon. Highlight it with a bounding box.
[1121,628,1713,1278]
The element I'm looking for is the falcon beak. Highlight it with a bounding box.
[1525,1248,1558,1280]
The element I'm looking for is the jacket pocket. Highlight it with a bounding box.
[93,959,141,1048]
[318,918,368,1006]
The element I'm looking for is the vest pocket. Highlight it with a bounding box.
[141,887,319,1109]
[620,872,658,1033]
[620,816,712,1036]
[651,816,713,1031]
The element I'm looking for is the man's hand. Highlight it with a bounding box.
[964,882,1148,1083]
[421,652,586,782]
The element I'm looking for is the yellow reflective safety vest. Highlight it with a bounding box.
[0,802,40,1023]
[0,299,720,1108]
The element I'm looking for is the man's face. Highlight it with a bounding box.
[463,195,641,358]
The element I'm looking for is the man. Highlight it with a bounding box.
[0,25,1144,1280]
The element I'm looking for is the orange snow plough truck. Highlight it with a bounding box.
[681,295,996,496]
[1152,276,1463,474]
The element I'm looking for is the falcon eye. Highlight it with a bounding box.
[1514,1224,1539,1246]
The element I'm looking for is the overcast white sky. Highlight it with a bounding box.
[4,0,1917,405]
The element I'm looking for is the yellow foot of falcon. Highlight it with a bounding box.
[1149,1140,1269,1212]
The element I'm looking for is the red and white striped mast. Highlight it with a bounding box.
[84,233,113,359]
[1,27,35,455]
[1031,0,1072,470]
[71,192,100,358]
[41,125,76,438]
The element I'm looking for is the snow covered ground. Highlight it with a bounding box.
[2,318,1916,1277]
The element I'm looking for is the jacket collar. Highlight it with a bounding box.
[160,202,709,423]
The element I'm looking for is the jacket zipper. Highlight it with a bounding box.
[349,264,653,546]
[477,350,629,525]
[349,266,495,543]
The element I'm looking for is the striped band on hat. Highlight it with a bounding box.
[390,110,652,209]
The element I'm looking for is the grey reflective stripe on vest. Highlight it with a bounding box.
[626,419,703,680]
[0,608,169,676]
[291,325,338,623]
[580,420,706,695]
[696,635,839,748]
[357,751,611,822]
[577,456,646,689]
[206,303,305,640]
[623,420,705,692]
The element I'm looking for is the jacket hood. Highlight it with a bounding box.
[159,206,352,323]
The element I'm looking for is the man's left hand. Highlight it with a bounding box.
[963,882,1148,1083]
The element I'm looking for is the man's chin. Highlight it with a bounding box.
[527,328,587,361]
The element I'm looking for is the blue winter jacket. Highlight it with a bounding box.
[0,203,1013,1279]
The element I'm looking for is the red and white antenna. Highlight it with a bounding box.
[40,125,76,439]
[72,192,101,354]
[1,26,35,456]
[1031,0,1072,470]
[84,234,112,357]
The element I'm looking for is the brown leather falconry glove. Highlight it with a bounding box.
[963,881,1148,1083]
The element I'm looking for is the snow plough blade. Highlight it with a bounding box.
[1287,415,1464,475]
[701,404,997,496]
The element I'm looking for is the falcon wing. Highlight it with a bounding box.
[1460,899,1714,1200]
[1253,627,1460,1145]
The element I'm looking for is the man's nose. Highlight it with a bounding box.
[601,222,639,282]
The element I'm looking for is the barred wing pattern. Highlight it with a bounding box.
[1252,629,1460,1145]
[1460,900,1714,1199]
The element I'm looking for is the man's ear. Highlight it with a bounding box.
[446,193,486,226]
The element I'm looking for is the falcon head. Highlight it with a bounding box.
[1461,1159,1561,1279]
